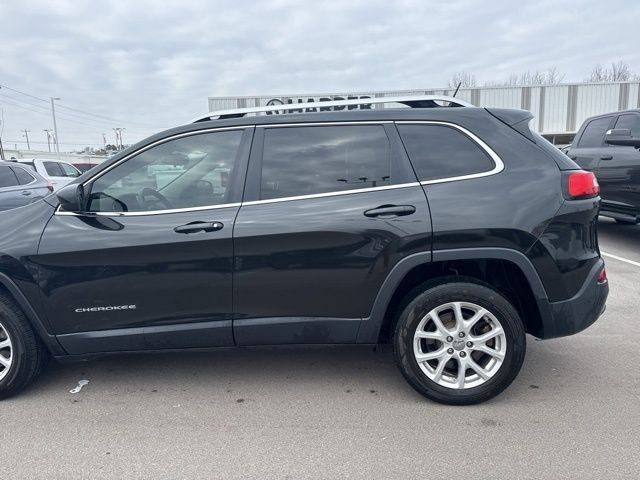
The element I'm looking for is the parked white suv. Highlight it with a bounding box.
[12,158,81,190]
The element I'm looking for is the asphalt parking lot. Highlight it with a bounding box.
[1,218,639,480]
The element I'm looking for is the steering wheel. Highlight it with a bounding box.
[140,187,172,210]
[89,192,128,212]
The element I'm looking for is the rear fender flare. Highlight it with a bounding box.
[356,248,551,343]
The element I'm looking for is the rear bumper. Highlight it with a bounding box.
[537,258,608,339]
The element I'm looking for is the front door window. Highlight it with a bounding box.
[85,130,244,213]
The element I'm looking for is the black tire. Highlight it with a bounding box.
[615,218,639,225]
[393,281,526,405]
[0,293,48,400]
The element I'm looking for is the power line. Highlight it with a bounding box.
[0,93,158,132]
[0,83,168,129]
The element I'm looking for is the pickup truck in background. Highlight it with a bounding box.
[567,110,640,224]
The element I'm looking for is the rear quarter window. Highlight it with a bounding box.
[11,167,35,185]
[0,166,19,188]
[397,124,495,182]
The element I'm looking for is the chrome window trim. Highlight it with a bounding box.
[395,121,505,185]
[54,120,504,217]
[242,182,421,207]
[55,202,242,217]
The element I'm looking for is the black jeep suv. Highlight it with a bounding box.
[0,97,608,404]
[568,109,640,224]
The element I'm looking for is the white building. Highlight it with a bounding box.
[209,81,640,144]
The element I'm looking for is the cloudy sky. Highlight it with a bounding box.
[1,0,639,152]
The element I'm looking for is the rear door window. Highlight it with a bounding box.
[577,117,614,148]
[43,161,64,177]
[259,125,392,200]
[0,166,19,188]
[397,124,495,182]
[11,167,35,185]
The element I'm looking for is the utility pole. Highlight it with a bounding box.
[21,129,31,150]
[50,97,60,158]
[43,129,53,152]
[113,127,125,150]
[102,133,106,147]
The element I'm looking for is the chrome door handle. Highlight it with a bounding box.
[21,190,32,196]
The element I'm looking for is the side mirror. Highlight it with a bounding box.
[605,128,640,148]
[56,183,86,212]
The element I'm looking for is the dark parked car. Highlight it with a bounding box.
[0,162,52,211]
[0,96,608,404]
[567,110,640,224]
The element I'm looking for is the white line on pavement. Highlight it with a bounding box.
[601,251,640,268]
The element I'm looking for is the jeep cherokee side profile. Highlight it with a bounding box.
[0,96,608,404]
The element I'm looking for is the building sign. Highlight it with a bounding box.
[264,95,372,114]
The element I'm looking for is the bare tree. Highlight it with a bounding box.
[448,71,477,89]
[610,61,631,81]
[587,61,635,82]
[588,63,607,82]
[484,68,565,87]
[546,66,565,85]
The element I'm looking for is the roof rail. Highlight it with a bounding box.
[190,95,473,123]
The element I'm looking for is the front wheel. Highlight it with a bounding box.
[0,294,48,399]
[393,281,526,405]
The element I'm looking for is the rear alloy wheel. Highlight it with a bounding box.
[394,281,526,405]
[0,321,13,382]
[413,301,507,389]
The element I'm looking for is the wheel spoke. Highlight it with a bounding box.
[473,344,505,360]
[415,348,447,363]
[452,302,464,330]
[470,327,504,344]
[456,357,467,388]
[415,330,444,341]
[0,354,10,368]
[467,356,490,380]
[429,311,450,336]
[432,358,448,382]
[0,339,10,349]
[466,308,488,329]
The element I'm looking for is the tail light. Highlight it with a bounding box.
[46,181,54,193]
[565,171,599,199]
[597,267,607,284]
